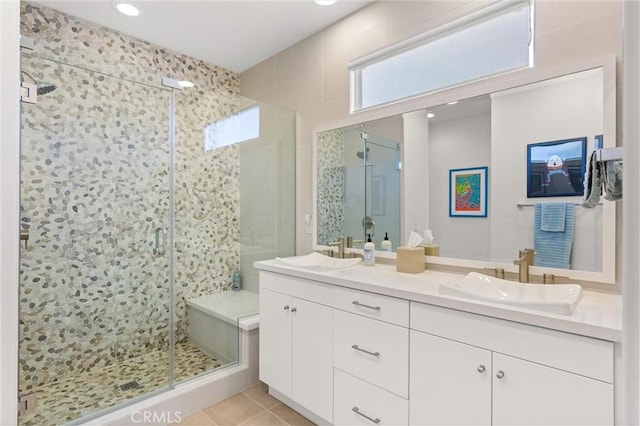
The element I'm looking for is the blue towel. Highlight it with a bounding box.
[541,203,566,232]
[534,203,574,269]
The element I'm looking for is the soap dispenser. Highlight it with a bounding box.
[381,232,392,252]
[363,234,376,266]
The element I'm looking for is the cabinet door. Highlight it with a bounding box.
[291,297,333,423]
[493,353,614,426]
[259,289,292,397]
[409,330,491,426]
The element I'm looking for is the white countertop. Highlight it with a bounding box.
[255,259,622,342]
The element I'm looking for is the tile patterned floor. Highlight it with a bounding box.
[19,342,223,426]
[179,383,315,426]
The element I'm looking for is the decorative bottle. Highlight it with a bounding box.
[363,234,376,266]
[381,232,392,252]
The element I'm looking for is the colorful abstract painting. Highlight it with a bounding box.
[449,167,488,217]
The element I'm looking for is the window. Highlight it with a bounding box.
[350,1,533,112]
[204,104,260,152]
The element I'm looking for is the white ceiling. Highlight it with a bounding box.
[34,0,372,73]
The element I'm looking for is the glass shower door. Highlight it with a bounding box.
[19,52,173,425]
[364,134,401,249]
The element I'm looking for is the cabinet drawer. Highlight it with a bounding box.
[260,271,333,306]
[410,302,614,383]
[334,369,408,426]
[333,286,409,326]
[334,309,409,398]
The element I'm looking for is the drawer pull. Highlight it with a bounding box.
[284,305,290,311]
[352,300,381,311]
[351,344,380,357]
[352,407,380,424]
[496,370,505,379]
[477,365,486,373]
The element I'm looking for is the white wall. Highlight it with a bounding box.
[0,1,20,424]
[429,113,491,260]
[622,2,640,422]
[490,70,603,268]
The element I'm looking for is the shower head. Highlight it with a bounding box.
[21,71,57,96]
[36,82,57,95]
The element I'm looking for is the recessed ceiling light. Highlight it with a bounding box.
[447,101,459,105]
[427,112,435,118]
[179,81,195,89]
[114,1,141,17]
[314,0,337,5]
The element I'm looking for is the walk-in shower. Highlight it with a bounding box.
[18,3,295,424]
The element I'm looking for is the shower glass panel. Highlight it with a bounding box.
[238,99,296,290]
[172,93,295,384]
[341,129,401,248]
[364,134,401,249]
[19,52,172,425]
[343,130,367,244]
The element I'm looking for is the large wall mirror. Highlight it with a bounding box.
[314,58,617,284]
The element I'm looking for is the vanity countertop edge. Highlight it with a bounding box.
[254,259,622,342]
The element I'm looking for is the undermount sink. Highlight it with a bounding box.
[438,272,582,315]
[275,252,361,272]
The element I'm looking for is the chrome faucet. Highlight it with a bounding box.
[328,237,345,258]
[513,248,535,283]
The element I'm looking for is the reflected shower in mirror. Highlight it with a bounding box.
[317,119,401,250]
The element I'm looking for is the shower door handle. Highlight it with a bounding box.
[153,227,167,256]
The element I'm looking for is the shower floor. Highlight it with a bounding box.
[19,342,223,426]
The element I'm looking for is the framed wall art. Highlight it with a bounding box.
[449,166,488,217]
[527,137,586,198]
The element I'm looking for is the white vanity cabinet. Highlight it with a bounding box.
[410,302,614,426]
[259,272,334,423]
[257,265,617,426]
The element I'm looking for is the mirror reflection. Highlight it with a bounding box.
[317,122,401,251]
[316,66,609,274]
